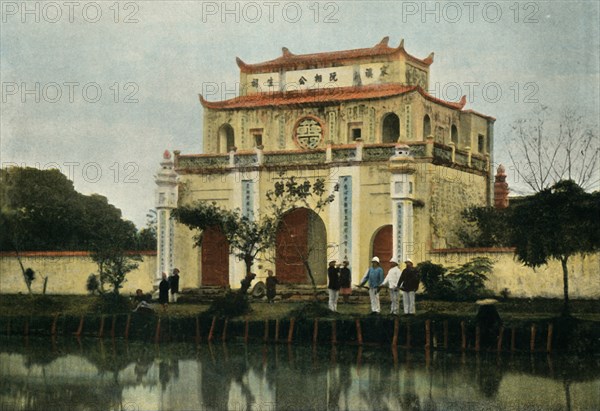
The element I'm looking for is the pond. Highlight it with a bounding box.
[0,337,598,410]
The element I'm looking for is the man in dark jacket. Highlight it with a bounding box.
[327,260,340,312]
[398,258,420,314]
[168,268,180,303]
[159,272,170,311]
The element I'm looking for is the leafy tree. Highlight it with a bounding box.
[510,180,600,315]
[1,167,156,252]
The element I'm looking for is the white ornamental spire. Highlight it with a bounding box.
[155,150,178,285]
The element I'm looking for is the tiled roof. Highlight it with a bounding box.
[236,37,433,73]
[200,83,416,109]
[200,83,469,111]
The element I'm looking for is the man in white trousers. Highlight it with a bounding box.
[398,258,420,314]
[327,260,340,312]
[380,258,402,315]
[359,257,384,314]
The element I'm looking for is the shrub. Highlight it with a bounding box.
[206,291,251,318]
[92,293,132,314]
[417,257,493,301]
[86,274,100,294]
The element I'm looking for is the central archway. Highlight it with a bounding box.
[275,208,327,284]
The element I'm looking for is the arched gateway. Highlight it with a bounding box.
[201,226,229,286]
[371,225,393,275]
[275,208,327,284]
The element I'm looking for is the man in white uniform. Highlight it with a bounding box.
[380,258,402,315]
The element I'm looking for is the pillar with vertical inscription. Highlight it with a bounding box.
[155,150,179,288]
[389,144,416,262]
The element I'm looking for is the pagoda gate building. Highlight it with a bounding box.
[162,37,495,289]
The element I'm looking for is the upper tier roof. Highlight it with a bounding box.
[236,37,434,73]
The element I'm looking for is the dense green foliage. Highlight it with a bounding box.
[509,180,599,314]
[0,167,156,251]
[460,180,599,315]
[417,257,493,301]
[1,167,154,295]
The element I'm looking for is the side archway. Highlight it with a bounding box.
[275,208,327,284]
[371,225,393,275]
[201,225,229,286]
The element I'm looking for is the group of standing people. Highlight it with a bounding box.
[327,260,352,312]
[327,257,419,314]
[359,257,420,315]
[159,268,180,310]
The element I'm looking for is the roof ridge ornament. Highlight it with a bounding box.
[424,52,434,64]
[376,36,390,48]
[282,47,294,57]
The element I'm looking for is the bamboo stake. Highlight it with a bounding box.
[530,324,536,352]
[511,327,516,352]
[244,318,249,343]
[75,316,84,337]
[475,326,481,352]
[425,320,431,349]
[263,319,269,343]
[275,319,280,343]
[460,321,466,351]
[51,314,59,336]
[98,316,105,338]
[222,318,228,342]
[24,319,29,336]
[406,320,412,349]
[287,318,295,343]
[154,318,161,344]
[391,318,399,346]
[331,320,337,345]
[124,314,131,340]
[356,319,363,346]
[546,324,553,353]
[207,316,216,342]
[497,326,505,352]
[313,319,319,344]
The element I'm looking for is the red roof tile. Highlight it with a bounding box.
[200,83,418,109]
[200,83,470,111]
[237,37,433,73]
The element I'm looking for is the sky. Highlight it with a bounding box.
[1,1,599,228]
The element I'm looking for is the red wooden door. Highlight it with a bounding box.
[201,226,229,286]
[276,208,309,284]
[372,225,393,275]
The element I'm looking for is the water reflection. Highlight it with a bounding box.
[0,337,598,411]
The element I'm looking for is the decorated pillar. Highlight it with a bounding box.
[155,150,178,286]
[389,144,416,262]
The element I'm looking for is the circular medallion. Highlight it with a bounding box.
[294,117,323,149]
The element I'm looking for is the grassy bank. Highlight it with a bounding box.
[0,293,598,323]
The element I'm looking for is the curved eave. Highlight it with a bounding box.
[237,37,433,74]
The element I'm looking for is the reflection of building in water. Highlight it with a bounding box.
[2,345,598,410]
[161,36,496,289]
